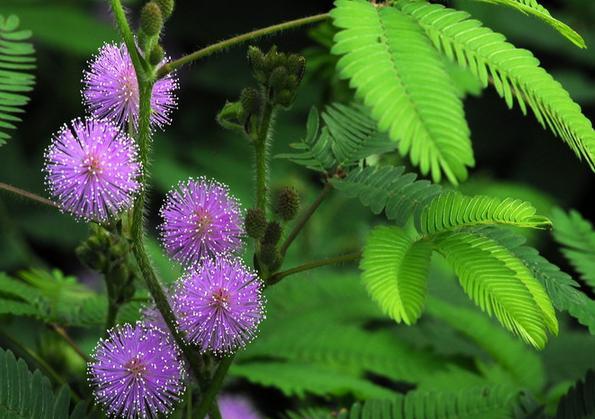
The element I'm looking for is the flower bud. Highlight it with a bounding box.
[275,89,294,107]
[269,66,288,91]
[287,54,306,81]
[263,221,282,245]
[260,243,280,269]
[245,208,267,239]
[140,2,163,37]
[240,87,262,116]
[275,187,300,221]
[154,0,175,19]
[149,44,165,66]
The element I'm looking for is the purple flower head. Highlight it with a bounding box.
[88,323,186,419]
[44,118,141,222]
[217,395,261,419]
[173,257,265,354]
[83,42,178,129]
[160,177,244,266]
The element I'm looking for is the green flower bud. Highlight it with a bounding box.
[140,2,163,37]
[240,87,262,116]
[275,187,300,221]
[260,243,280,269]
[275,89,294,107]
[269,66,288,91]
[76,243,107,271]
[263,221,282,245]
[154,0,175,19]
[287,54,306,81]
[149,44,165,66]
[245,208,267,239]
[247,46,267,83]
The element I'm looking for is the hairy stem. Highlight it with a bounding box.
[267,251,362,285]
[254,103,274,213]
[157,13,329,78]
[0,182,58,208]
[279,182,332,256]
[109,0,147,75]
[194,356,235,419]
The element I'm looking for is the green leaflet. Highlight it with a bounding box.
[0,348,89,419]
[395,0,595,172]
[433,230,558,349]
[360,226,433,325]
[468,0,585,48]
[0,15,35,146]
[418,191,551,235]
[331,0,474,184]
[555,370,595,419]
[551,208,595,292]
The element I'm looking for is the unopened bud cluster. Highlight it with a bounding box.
[138,0,175,65]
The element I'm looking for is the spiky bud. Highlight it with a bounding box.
[149,44,165,66]
[260,243,280,269]
[269,66,288,91]
[275,187,300,220]
[140,2,163,37]
[287,54,306,81]
[263,221,282,245]
[240,87,262,115]
[154,0,175,19]
[247,46,267,83]
[245,208,267,239]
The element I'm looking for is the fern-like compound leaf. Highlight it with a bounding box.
[551,208,595,292]
[0,348,83,419]
[331,0,474,184]
[361,226,433,325]
[433,230,558,348]
[0,15,36,146]
[395,0,595,172]
[331,165,442,226]
[333,386,520,419]
[469,0,585,48]
[418,191,551,235]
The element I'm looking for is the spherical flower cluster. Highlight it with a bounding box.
[160,178,244,266]
[173,257,265,354]
[218,395,262,419]
[83,42,178,129]
[44,118,141,222]
[88,323,186,419]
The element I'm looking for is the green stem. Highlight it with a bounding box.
[157,13,329,78]
[194,356,235,419]
[254,103,274,213]
[279,182,332,256]
[267,251,362,286]
[50,324,90,363]
[109,0,147,75]
[0,182,58,208]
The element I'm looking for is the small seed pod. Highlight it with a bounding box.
[154,0,175,19]
[275,187,300,220]
[263,221,282,245]
[140,2,163,37]
[149,44,165,66]
[240,87,262,116]
[245,208,267,239]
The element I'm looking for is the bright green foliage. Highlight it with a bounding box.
[330,386,520,419]
[230,362,396,399]
[331,0,474,184]
[552,208,595,292]
[426,298,546,393]
[276,103,395,172]
[331,165,442,226]
[418,192,551,235]
[467,0,585,48]
[0,15,36,146]
[0,348,84,419]
[395,1,595,172]
[555,370,595,419]
[485,227,595,334]
[433,230,558,348]
[360,226,433,325]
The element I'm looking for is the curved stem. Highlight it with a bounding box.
[279,182,332,256]
[109,0,147,76]
[0,182,58,208]
[194,356,235,419]
[157,13,329,78]
[267,251,361,286]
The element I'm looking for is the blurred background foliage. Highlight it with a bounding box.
[0,0,594,417]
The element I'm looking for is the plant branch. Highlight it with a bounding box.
[50,324,90,363]
[279,182,332,256]
[194,355,235,419]
[157,13,329,78]
[267,251,362,285]
[254,102,275,213]
[0,182,58,208]
[109,0,147,76]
